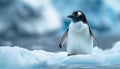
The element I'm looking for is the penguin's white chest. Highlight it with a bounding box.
[67,21,93,54]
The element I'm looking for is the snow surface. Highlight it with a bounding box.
[1,41,120,69]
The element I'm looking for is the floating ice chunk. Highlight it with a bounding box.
[1,41,120,69]
[0,47,46,69]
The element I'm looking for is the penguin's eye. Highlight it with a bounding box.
[73,12,78,16]
[73,11,82,16]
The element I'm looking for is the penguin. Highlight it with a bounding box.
[59,10,99,56]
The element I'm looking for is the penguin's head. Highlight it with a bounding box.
[68,10,87,23]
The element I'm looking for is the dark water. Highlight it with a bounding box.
[42,65,120,69]
[0,35,120,51]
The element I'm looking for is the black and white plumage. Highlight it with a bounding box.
[59,10,99,56]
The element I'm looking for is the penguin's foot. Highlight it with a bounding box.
[67,53,76,56]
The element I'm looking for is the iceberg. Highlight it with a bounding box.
[1,41,120,69]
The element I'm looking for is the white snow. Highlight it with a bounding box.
[1,41,120,69]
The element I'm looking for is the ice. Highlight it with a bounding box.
[1,41,120,69]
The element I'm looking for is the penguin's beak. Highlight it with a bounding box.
[68,15,73,18]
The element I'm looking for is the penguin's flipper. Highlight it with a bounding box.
[59,29,69,48]
[89,28,99,47]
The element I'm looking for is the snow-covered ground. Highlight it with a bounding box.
[1,41,120,69]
